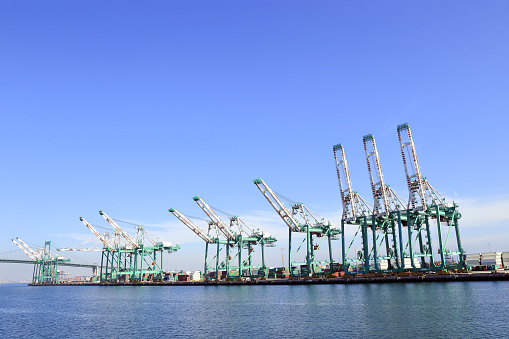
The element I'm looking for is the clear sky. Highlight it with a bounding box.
[1,1,508,280]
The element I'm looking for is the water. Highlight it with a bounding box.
[1,282,508,338]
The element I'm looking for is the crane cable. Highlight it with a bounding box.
[274,190,297,205]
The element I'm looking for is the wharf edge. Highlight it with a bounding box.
[29,272,509,286]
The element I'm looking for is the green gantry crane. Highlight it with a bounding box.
[170,196,277,280]
[334,141,404,273]
[333,123,466,274]
[68,212,179,283]
[169,207,225,278]
[12,238,70,284]
[397,123,465,270]
[363,133,409,272]
[334,143,387,273]
[253,178,341,277]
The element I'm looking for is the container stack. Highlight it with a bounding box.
[379,260,389,270]
[465,253,481,267]
[184,271,201,281]
[403,258,421,269]
[480,252,502,270]
[163,272,177,281]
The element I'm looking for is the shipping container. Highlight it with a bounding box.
[177,275,190,282]
[465,253,481,267]
[480,252,502,267]
[402,258,422,268]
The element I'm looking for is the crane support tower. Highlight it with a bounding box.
[253,178,341,277]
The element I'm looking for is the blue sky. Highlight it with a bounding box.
[1,2,508,280]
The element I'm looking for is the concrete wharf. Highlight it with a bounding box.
[30,271,509,286]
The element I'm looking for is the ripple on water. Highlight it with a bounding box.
[0,282,508,338]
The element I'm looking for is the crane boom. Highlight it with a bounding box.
[363,134,391,216]
[12,238,37,261]
[253,178,300,231]
[16,237,42,260]
[79,217,115,251]
[99,210,138,248]
[397,123,426,210]
[397,123,446,210]
[193,196,236,241]
[363,134,406,216]
[333,144,372,222]
[57,248,103,252]
[169,208,213,243]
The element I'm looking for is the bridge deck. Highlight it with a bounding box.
[0,259,99,269]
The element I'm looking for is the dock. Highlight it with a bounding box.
[29,271,509,286]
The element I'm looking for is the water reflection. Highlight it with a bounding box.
[0,282,508,338]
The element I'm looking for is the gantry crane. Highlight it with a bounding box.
[169,207,225,278]
[362,134,407,272]
[74,216,125,281]
[397,123,465,269]
[193,196,277,279]
[253,178,340,277]
[64,212,179,283]
[12,238,69,284]
[334,124,466,274]
[193,196,240,278]
[229,215,277,277]
[333,143,379,273]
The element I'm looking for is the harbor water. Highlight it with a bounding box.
[1,282,508,338]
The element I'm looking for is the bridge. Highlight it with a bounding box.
[1,243,101,283]
[0,258,99,269]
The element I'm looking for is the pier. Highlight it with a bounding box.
[30,271,509,286]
